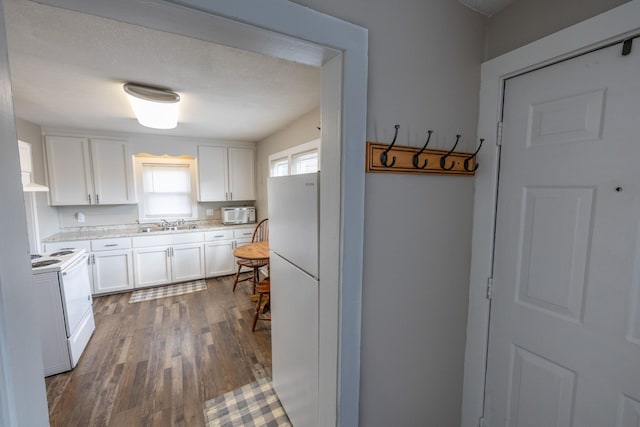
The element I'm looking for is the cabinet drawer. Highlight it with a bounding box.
[204,229,234,241]
[132,232,204,248]
[43,240,91,253]
[233,228,255,239]
[91,237,132,252]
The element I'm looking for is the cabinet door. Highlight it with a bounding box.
[228,147,255,201]
[205,240,235,277]
[92,250,134,295]
[90,139,134,204]
[133,247,172,288]
[45,136,93,205]
[198,145,228,201]
[171,243,205,283]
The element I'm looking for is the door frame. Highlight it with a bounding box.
[462,1,640,426]
[0,1,368,426]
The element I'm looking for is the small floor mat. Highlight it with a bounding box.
[128,280,207,303]
[203,378,291,427]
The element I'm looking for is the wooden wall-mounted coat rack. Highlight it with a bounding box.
[366,125,483,176]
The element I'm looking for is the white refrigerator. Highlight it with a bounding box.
[268,172,319,427]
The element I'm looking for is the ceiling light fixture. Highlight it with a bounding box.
[123,83,180,130]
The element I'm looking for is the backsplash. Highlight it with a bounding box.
[56,201,255,230]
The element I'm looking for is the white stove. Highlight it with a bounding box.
[31,248,85,273]
[31,248,95,376]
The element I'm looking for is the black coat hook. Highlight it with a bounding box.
[463,138,484,172]
[412,130,433,169]
[440,134,461,170]
[380,125,400,167]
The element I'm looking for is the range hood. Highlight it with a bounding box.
[23,180,49,192]
[19,140,49,192]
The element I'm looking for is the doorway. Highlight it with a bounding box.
[0,1,367,425]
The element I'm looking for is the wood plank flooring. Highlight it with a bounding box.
[45,274,271,427]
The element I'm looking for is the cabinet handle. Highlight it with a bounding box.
[104,244,118,247]
[88,194,92,204]
[214,235,224,238]
[96,194,100,204]
[230,192,233,200]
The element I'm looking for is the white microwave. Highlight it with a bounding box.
[221,207,256,225]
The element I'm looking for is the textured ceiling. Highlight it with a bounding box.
[458,0,517,16]
[4,0,321,141]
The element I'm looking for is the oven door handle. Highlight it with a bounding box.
[62,255,89,276]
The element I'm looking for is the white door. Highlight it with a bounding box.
[198,145,228,201]
[45,136,93,205]
[133,247,172,287]
[171,243,205,283]
[228,147,256,201]
[92,250,134,294]
[485,41,640,426]
[204,240,235,277]
[90,138,134,204]
[271,253,319,427]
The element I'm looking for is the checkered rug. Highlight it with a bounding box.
[128,280,207,303]
[203,378,291,427]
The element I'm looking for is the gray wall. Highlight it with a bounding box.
[255,107,320,220]
[15,118,59,240]
[486,0,631,59]
[292,1,485,425]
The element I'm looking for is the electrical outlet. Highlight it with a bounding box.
[206,208,214,216]
[76,212,85,223]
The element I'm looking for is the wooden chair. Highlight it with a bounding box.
[252,278,271,331]
[232,218,269,293]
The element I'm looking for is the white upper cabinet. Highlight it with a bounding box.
[228,147,256,201]
[198,146,228,202]
[90,138,134,205]
[198,145,255,202]
[45,135,134,206]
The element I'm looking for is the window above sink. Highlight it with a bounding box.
[133,155,198,223]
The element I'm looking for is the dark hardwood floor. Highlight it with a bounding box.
[45,274,271,427]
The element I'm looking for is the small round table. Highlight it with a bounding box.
[233,241,269,262]
[233,241,269,300]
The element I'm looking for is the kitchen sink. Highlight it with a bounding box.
[138,224,198,233]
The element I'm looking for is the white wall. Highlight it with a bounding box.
[486,0,631,59]
[255,107,320,220]
[291,1,486,425]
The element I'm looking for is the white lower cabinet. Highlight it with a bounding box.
[91,250,134,294]
[205,240,235,277]
[44,227,254,292]
[43,238,134,295]
[90,237,134,295]
[203,228,254,277]
[132,246,173,288]
[172,243,206,283]
[132,233,205,288]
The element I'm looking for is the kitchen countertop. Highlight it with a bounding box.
[42,221,256,242]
